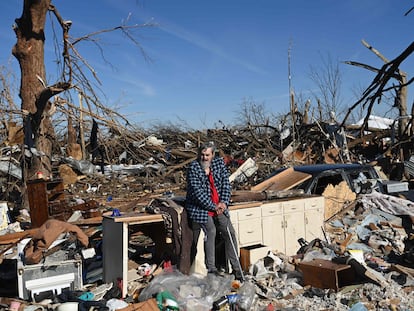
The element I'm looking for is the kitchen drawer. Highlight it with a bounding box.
[261,202,283,216]
[304,196,325,210]
[237,206,261,221]
[238,219,262,246]
[283,199,305,213]
[240,244,271,271]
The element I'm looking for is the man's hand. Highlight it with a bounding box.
[216,202,227,215]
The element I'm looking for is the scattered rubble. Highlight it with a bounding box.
[0,114,414,310]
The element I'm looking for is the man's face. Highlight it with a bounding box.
[200,147,214,169]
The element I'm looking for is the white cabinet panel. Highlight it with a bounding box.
[305,207,324,241]
[229,210,239,245]
[283,198,305,213]
[238,219,263,247]
[230,196,324,256]
[304,196,325,210]
[304,196,325,242]
[237,206,261,220]
[229,207,262,247]
[283,210,306,256]
[261,201,283,217]
[229,209,238,220]
[262,213,284,253]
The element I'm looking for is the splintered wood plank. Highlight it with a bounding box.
[322,181,356,220]
[251,167,311,192]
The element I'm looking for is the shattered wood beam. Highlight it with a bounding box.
[345,130,391,149]
[251,167,311,192]
[0,229,38,245]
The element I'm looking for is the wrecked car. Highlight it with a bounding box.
[253,163,414,199]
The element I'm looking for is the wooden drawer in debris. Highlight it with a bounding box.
[17,258,83,300]
[298,258,355,291]
[240,244,271,272]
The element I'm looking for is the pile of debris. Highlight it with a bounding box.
[0,187,413,310]
[0,115,414,310]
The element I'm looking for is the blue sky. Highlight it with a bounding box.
[0,1,413,129]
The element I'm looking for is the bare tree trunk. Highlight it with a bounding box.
[12,0,52,208]
[12,0,58,182]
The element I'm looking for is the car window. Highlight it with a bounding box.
[348,169,378,194]
[310,173,345,195]
[348,170,373,180]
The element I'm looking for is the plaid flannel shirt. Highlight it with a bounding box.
[185,157,232,223]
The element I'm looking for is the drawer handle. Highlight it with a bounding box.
[245,213,253,216]
[247,230,254,233]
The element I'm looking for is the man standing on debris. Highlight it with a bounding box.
[185,141,243,281]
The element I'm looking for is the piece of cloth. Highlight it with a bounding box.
[185,157,231,224]
[155,198,193,275]
[24,219,89,264]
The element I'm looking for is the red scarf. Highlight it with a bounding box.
[208,171,219,216]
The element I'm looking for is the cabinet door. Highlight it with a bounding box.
[262,214,285,253]
[304,196,325,242]
[305,207,324,241]
[283,210,306,256]
[261,202,284,252]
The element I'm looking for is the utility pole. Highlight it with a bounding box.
[288,40,296,148]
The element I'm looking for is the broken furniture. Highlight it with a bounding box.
[17,251,83,300]
[102,212,165,298]
[298,258,355,291]
[27,179,66,227]
[240,245,271,272]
